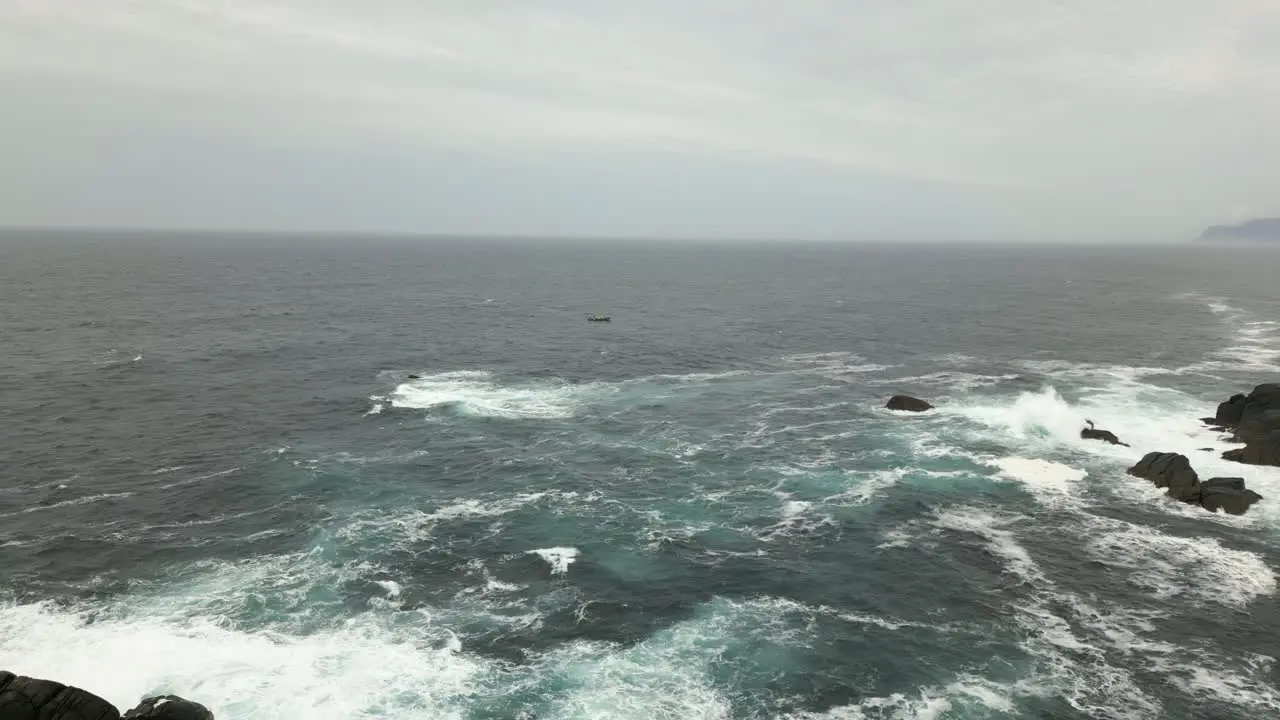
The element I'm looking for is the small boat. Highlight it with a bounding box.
[586,314,611,322]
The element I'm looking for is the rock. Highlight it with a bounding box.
[1213,386,1280,468]
[1203,477,1246,491]
[1129,454,1264,514]
[1127,452,1201,502]
[1231,430,1280,466]
[123,696,214,720]
[1201,487,1264,515]
[0,671,120,720]
[1080,422,1129,447]
[407,374,422,380]
[1200,416,1217,425]
[1216,393,1248,425]
[1198,447,1215,452]
[1208,426,1228,433]
[885,395,933,412]
[1235,409,1280,444]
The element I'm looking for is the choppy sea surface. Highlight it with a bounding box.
[2,231,1279,719]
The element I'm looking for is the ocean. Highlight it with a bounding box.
[1,231,1278,719]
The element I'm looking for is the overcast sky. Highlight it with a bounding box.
[2,1,1278,241]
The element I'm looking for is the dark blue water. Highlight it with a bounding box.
[1,231,1279,719]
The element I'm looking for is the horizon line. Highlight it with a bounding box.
[0,223,1210,245]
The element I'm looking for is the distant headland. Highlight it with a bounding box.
[1195,217,1280,243]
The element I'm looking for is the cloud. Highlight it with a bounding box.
[1,0,1278,238]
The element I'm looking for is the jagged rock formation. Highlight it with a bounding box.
[0,672,213,720]
[885,395,933,412]
[1127,452,1262,515]
[1207,384,1280,467]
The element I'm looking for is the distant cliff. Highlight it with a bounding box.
[1195,217,1280,243]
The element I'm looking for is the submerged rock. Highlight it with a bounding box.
[0,671,119,720]
[123,696,214,720]
[1080,421,1129,447]
[1127,453,1263,514]
[885,395,933,412]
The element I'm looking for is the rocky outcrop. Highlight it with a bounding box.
[885,395,933,412]
[0,672,119,720]
[1210,384,1280,467]
[0,672,213,720]
[1080,421,1129,447]
[1127,452,1263,514]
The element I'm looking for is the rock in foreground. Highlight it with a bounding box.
[0,672,214,720]
[885,395,933,412]
[0,671,118,720]
[1127,452,1263,515]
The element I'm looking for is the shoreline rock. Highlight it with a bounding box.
[1208,384,1280,468]
[0,672,213,720]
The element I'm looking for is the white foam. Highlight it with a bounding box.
[991,457,1087,506]
[929,508,1042,584]
[1085,522,1276,608]
[390,370,587,419]
[0,601,480,720]
[786,678,1015,719]
[529,547,579,576]
[374,580,403,599]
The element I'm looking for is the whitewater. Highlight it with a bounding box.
[1,235,1278,719]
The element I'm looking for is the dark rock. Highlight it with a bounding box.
[0,671,120,720]
[1208,426,1228,433]
[1233,430,1280,466]
[1127,452,1197,489]
[123,696,214,720]
[1129,454,1264,514]
[1222,448,1245,462]
[1235,409,1280,444]
[1201,487,1264,515]
[1080,421,1129,447]
[1200,416,1217,425]
[885,395,933,412]
[1216,393,1248,425]
[1127,452,1201,502]
[1203,477,1247,491]
[1198,447,1216,452]
[407,374,422,380]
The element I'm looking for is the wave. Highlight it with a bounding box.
[0,492,135,518]
[390,370,591,419]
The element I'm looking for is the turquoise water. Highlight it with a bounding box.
[1,235,1279,718]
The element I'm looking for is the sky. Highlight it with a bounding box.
[1,1,1278,242]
